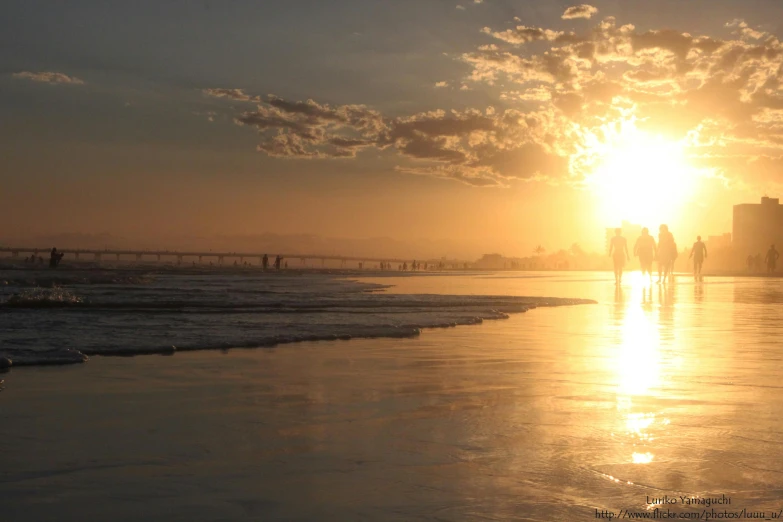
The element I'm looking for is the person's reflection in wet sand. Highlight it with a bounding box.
[614,285,624,305]
[658,283,676,344]
[694,282,704,304]
[641,286,654,311]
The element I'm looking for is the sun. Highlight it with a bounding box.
[586,124,699,228]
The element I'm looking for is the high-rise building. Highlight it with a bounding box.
[733,197,783,255]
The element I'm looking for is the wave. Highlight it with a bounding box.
[0,296,593,367]
[3,288,85,308]
[0,271,596,368]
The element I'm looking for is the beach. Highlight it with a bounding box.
[4,272,783,520]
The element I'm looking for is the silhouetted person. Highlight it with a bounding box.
[403,262,408,271]
[274,255,282,270]
[634,227,657,282]
[766,245,779,273]
[689,236,707,276]
[747,254,754,272]
[49,248,64,268]
[262,254,269,270]
[608,228,629,284]
[657,225,676,284]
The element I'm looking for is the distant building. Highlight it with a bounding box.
[706,233,732,251]
[733,197,783,255]
[474,253,504,269]
[605,221,642,254]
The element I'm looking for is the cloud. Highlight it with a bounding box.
[203,88,259,102]
[482,26,564,45]
[208,90,572,185]
[12,71,84,85]
[207,15,783,190]
[562,5,598,20]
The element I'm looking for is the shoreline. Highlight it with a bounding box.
[4,262,783,277]
[0,294,595,370]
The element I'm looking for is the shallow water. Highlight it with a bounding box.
[0,269,590,365]
[3,271,783,520]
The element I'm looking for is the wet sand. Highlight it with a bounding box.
[4,275,783,521]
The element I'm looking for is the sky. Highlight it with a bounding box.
[2,0,783,257]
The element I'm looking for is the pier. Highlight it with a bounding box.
[0,247,469,269]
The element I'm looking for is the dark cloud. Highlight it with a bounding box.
[209,90,570,186]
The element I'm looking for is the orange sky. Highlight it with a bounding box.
[1,1,781,258]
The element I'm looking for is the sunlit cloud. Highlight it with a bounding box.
[12,71,84,85]
[206,12,783,189]
[562,4,599,20]
[203,88,259,102]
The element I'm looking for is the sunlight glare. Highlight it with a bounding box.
[586,122,699,227]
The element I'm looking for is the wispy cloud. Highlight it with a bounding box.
[202,88,259,102]
[12,71,84,85]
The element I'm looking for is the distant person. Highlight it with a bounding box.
[747,254,754,272]
[49,247,64,268]
[657,225,677,284]
[633,228,657,282]
[284,261,288,269]
[262,254,269,270]
[688,236,708,276]
[766,245,779,273]
[274,255,282,270]
[403,262,408,271]
[608,228,630,284]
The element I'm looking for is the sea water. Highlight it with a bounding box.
[0,268,591,366]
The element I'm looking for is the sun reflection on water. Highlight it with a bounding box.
[613,274,668,465]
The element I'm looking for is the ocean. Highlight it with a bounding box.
[5,268,783,519]
[0,267,592,367]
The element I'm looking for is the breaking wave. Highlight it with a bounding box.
[0,270,594,367]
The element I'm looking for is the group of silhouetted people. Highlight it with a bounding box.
[377,261,428,271]
[22,248,63,268]
[609,226,708,284]
[24,255,45,266]
[260,254,284,270]
[746,246,779,273]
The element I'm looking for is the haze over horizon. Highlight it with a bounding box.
[3,0,782,254]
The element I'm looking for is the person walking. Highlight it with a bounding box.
[609,228,630,284]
